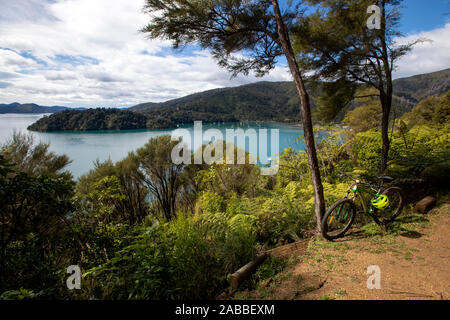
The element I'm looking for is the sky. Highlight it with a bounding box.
[0,0,449,108]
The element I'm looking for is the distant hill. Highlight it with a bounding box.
[28,108,150,132]
[130,68,450,124]
[130,81,310,127]
[392,68,450,113]
[393,68,450,103]
[26,68,450,131]
[0,102,86,114]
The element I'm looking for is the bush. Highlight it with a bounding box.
[420,162,450,189]
[83,212,257,300]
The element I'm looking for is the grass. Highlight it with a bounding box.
[402,251,413,260]
[333,289,347,297]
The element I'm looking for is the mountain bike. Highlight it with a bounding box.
[321,171,404,241]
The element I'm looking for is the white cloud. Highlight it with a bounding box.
[0,0,291,107]
[0,0,447,107]
[393,23,450,79]
[0,49,38,68]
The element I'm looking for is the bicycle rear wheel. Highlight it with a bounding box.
[321,199,357,241]
[376,187,404,224]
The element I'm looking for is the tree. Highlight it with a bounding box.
[402,91,450,127]
[343,102,381,134]
[141,0,326,229]
[0,155,74,292]
[294,0,422,172]
[77,158,149,225]
[312,78,358,124]
[134,136,186,221]
[343,88,382,133]
[1,131,72,179]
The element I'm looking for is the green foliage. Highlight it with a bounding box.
[134,135,187,221]
[351,130,383,176]
[194,145,261,198]
[402,91,450,126]
[315,129,347,178]
[0,159,75,294]
[76,158,149,225]
[347,108,449,180]
[343,100,381,133]
[83,212,256,300]
[278,148,308,187]
[388,125,450,177]
[0,288,37,300]
[312,78,358,123]
[28,108,151,131]
[85,176,126,222]
[196,191,225,215]
[1,131,72,179]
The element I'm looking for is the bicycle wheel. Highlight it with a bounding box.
[321,199,357,241]
[376,187,404,224]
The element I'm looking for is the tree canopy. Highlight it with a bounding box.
[293,0,422,171]
[141,0,327,228]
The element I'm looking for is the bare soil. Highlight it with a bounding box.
[235,201,450,300]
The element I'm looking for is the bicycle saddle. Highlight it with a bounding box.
[378,176,394,183]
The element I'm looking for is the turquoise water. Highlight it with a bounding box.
[0,114,306,179]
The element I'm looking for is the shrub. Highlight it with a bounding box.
[420,162,450,189]
[83,211,257,300]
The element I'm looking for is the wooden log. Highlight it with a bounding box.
[265,240,309,259]
[227,240,310,292]
[414,196,437,214]
[230,253,267,291]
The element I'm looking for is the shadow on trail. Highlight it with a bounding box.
[398,230,422,238]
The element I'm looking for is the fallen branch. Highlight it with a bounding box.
[229,253,268,292]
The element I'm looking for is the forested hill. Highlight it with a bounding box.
[28,108,151,132]
[392,68,450,112]
[130,68,450,119]
[27,68,450,131]
[131,81,305,123]
[0,102,86,114]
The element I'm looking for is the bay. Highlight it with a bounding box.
[0,113,306,179]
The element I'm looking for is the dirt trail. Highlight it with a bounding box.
[237,202,450,300]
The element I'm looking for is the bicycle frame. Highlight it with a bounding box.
[345,182,380,217]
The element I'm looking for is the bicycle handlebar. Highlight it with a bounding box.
[338,171,378,190]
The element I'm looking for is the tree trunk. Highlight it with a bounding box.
[380,97,390,173]
[379,63,393,173]
[272,0,326,230]
[379,0,393,173]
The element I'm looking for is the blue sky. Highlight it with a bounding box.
[0,0,449,108]
[399,0,449,34]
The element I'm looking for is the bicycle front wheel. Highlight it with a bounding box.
[321,199,357,241]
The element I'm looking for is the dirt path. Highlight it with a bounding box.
[236,202,450,300]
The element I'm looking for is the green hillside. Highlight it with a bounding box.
[27,69,450,131]
[131,81,304,124]
[130,69,450,125]
[28,108,150,132]
[393,68,450,104]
